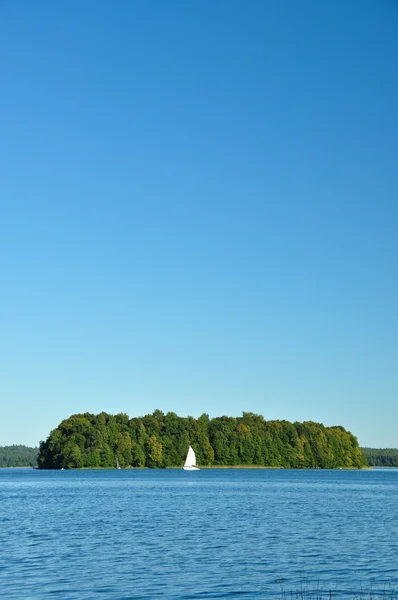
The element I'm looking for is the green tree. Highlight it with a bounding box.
[0,445,39,468]
[36,410,367,470]
[145,435,163,468]
[131,442,146,467]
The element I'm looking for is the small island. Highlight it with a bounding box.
[37,411,367,470]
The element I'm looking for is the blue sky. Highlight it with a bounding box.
[1,0,397,449]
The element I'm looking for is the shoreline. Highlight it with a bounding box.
[28,465,371,471]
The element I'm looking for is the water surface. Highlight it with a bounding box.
[1,468,397,598]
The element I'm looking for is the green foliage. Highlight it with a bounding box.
[36,410,368,470]
[145,435,163,468]
[0,445,38,467]
[361,447,398,467]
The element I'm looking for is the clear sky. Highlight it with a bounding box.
[1,0,397,449]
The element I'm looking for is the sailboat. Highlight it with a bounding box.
[116,458,121,470]
[183,446,199,471]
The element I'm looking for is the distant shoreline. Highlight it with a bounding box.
[28,464,372,471]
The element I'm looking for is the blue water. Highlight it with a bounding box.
[1,468,397,599]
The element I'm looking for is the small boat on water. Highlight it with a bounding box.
[183,446,199,471]
[116,458,121,470]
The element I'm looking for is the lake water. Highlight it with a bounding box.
[1,468,397,599]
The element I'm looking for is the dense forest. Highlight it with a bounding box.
[37,411,367,469]
[0,445,38,467]
[361,447,398,467]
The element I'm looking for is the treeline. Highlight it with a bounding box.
[0,445,38,467]
[361,447,398,467]
[37,411,367,469]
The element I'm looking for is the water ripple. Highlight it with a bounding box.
[1,468,397,598]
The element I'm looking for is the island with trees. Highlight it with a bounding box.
[37,411,367,470]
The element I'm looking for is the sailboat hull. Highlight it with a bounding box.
[183,465,200,470]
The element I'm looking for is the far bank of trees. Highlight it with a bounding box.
[361,448,398,467]
[37,411,367,470]
[0,445,38,467]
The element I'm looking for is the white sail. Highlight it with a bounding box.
[183,445,199,470]
[184,446,196,468]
